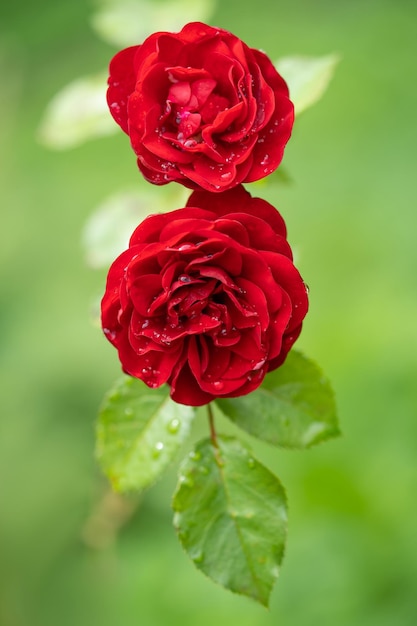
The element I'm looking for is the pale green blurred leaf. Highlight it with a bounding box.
[91,0,216,47]
[97,376,195,493]
[173,436,287,606]
[82,186,189,269]
[37,73,115,149]
[216,351,340,449]
[276,54,340,115]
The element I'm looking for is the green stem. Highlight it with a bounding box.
[207,403,218,448]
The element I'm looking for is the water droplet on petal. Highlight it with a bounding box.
[213,381,224,391]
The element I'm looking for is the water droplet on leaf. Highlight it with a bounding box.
[152,441,164,458]
[167,418,180,434]
[193,551,204,564]
[179,474,194,488]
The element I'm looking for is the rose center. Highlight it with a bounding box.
[164,71,228,147]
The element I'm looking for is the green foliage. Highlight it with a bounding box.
[37,73,116,149]
[82,186,188,269]
[172,436,287,606]
[96,353,338,603]
[96,377,195,492]
[216,351,340,449]
[91,0,216,47]
[275,54,340,115]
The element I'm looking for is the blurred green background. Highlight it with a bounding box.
[1,0,417,624]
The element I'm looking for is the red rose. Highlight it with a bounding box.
[101,186,308,406]
[107,22,294,193]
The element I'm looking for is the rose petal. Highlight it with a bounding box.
[170,358,214,406]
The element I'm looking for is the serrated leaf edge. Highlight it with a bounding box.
[97,379,194,492]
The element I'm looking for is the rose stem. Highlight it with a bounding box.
[207,403,218,448]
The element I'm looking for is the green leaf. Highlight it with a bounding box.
[97,376,195,493]
[82,186,189,269]
[37,73,116,150]
[216,351,340,449]
[173,436,287,607]
[91,0,216,47]
[275,54,340,115]
[251,166,293,187]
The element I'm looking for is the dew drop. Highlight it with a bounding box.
[213,381,224,391]
[220,171,232,181]
[189,450,201,462]
[260,154,270,165]
[253,358,266,371]
[193,551,204,564]
[160,334,172,346]
[247,458,255,469]
[179,474,194,488]
[179,274,191,283]
[167,418,180,434]
[152,441,164,458]
[124,407,133,417]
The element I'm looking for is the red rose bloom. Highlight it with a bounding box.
[107,22,294,193]
[101,186,308,406]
